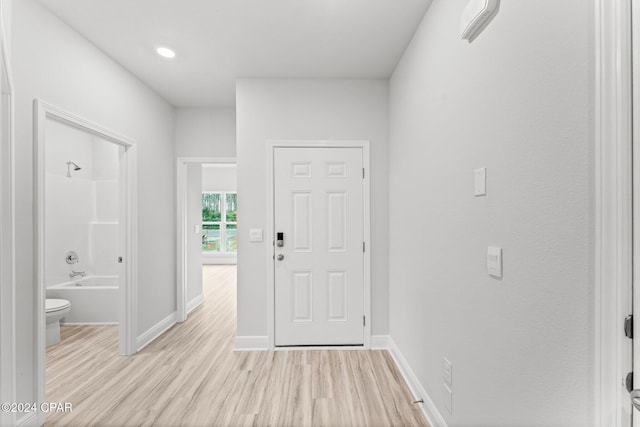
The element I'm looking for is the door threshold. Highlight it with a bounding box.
[274,344,365,351]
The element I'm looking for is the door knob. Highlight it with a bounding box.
[631,389,640,411]
[276,254,284,261]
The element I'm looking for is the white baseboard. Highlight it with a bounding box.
[61,322,118,326]
[371,334,389,349]
[388,336,448,427]
[136,312,177,351]
[186,293,205,314]
[234,335,268,351]
[16,412,37,427]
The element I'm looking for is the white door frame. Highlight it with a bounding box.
[176,156,236,322]
[595,0,634,425]
[633,2,640,426]
[34,100,138,424]
[0,1,15,425]
[266,140,371,350]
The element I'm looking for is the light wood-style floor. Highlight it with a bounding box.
[46,265,429,427]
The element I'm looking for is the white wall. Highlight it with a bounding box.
[202,164,236,192]
[174,108,237,296]
[186,164,203,306]
[236,79,389,338]
[13,0,175,407]
[388,1,593,426]
[174,107,236,157]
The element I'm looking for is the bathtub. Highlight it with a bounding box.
[46,275,119,324]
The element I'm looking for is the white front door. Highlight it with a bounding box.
[274,147,364,346]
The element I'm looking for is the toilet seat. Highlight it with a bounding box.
[46,299,70,313]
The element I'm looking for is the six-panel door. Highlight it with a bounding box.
[274,147,364,346]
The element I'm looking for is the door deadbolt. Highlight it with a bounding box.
[276,254,284,261]
[276,232,284,247]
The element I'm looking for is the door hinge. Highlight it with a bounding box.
[627,372,634,393]
[625,315,633,339]
[363,315,366,327]
[363,242,365,252]
[363,168,365,179]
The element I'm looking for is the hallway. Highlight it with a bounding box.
[45,265,428,426]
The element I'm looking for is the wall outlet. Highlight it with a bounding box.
[443,357,453,387]
[443,383,453,414]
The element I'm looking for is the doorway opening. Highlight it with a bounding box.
[34,100,137,424]
[176,157,237,322]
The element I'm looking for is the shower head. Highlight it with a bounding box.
[66,161,82,177]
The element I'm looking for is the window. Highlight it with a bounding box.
[202,192,237,254]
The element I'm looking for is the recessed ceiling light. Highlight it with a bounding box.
[156,46,176,59]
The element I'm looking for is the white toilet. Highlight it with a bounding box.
[45,299,71,347]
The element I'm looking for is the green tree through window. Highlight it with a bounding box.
[202,192,236,254]
[202,193,221,222]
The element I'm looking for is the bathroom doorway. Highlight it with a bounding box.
[34,100,137,424]
[176,157,236,322]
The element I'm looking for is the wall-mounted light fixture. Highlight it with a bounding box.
[460,0,499,42]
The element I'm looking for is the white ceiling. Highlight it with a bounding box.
[36,0,432,108]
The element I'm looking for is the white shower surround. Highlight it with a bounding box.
[45,175,120,285]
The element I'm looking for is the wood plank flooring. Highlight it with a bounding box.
[45,265,429,427]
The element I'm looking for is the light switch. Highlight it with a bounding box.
[194,224,201,234]
[249,228,263,242]
[487,246,502,278]
[474,168,486,196]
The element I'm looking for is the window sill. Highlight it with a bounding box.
[202,253,237,265]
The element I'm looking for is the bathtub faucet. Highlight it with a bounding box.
[69,270,86,278]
